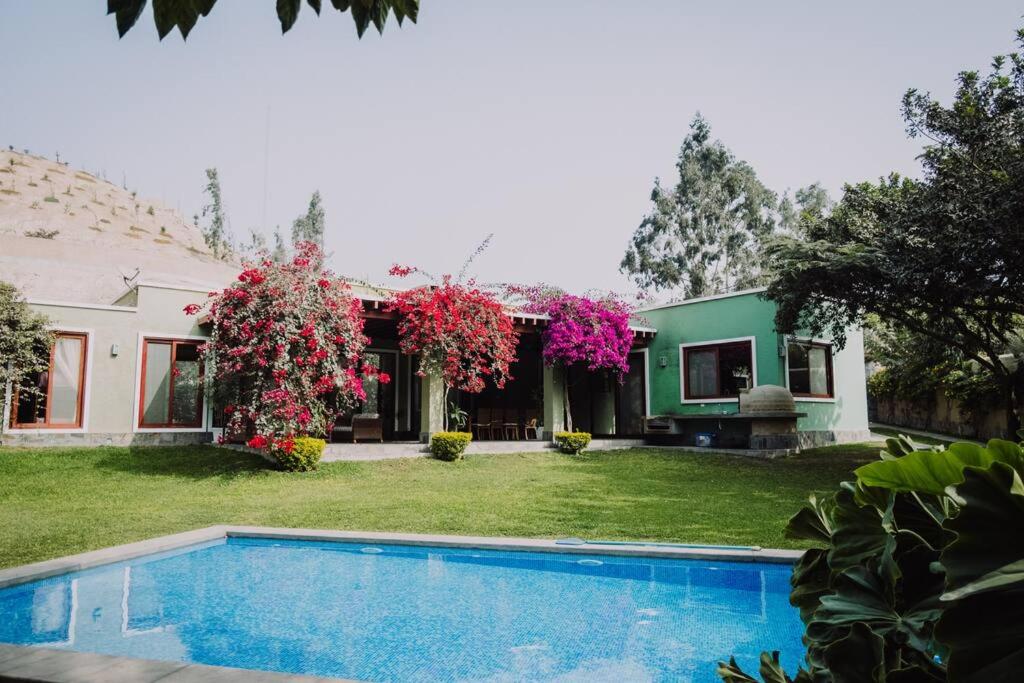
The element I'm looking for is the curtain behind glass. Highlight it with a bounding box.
[687,350,718,397]
[49,336,83,424]
[143,343,172,425]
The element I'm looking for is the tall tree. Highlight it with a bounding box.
[778,182,832,237]
[106,0,418,41]
[621,114,778,299]
[291,190,326,249]
[201,168,231,259]
[0,281,53,414]
[271,225,289,263]
[766,28,1024,435]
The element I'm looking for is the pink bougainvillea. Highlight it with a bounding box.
[185,242,371,453]
[387,266,519,427]
[507,284,636,431]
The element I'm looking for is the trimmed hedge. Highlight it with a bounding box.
[430,432,472,461]
[274,437,325,472]
[555,431,591,455]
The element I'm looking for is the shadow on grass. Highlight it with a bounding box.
[94,445,275,480]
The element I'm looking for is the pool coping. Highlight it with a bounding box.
[0,526,804,682]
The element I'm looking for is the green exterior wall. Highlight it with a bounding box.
[640,290,869,435]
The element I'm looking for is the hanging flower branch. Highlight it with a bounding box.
[387,265,519,429]
[186,242,378,457]
[506,284,636,431]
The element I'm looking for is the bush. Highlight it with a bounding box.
[555,431,591,455]
[273,437,325,472]
[430,432,472,460]
[718,434,1024,682]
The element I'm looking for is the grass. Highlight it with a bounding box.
[871,426,956,447]
[0,443,881,569]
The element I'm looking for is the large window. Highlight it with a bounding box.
[682,340,754,400]
[787,340,834,398]
[139,338,204,428]
[11,332,88,429]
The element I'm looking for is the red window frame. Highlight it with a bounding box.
[138,338,204,428]
[10,332,88,429]
[682,340,753,400]
[787,341,835,399]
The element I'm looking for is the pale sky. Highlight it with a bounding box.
[2,2,1020,297]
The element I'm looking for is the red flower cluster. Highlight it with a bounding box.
[387,275,518,395]
[185,242,371,450]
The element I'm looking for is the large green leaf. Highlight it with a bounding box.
[818,622,885,683]
[785,493,834,543]
[716,651,812,683]
[789,548,830,622]
[934,462,1024,682]
[807,565,941,657]
[855,440,1024,495]
[827,485,888,571]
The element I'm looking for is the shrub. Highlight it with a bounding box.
[718,433,1024,682]
[273,436,325,472]
[555,431,591,455]
[430,432,472,461]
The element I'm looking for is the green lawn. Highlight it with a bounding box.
[870,426,958,447]
[0,443,880,569]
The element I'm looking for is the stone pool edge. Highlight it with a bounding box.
[0,526,804,682]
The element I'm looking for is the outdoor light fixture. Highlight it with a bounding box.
[658,353,668,368]
[110,344,119,357]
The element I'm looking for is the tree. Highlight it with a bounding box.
[508,285,634,433]
[185,243,375,462]
[201,168,232,259]
[106,0,419,41]
[0,281,53,414]
[621,113,779,299]
[777,183,832,238]
[291,190,326,249]
[766,28,1024,435]
[271,225,289,263]
[386,268,519,431]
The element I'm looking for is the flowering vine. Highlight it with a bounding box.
[507,284,636,432]
[185,242,383,456]
[387,265,519,429]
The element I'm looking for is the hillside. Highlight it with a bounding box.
[0,150,238,303]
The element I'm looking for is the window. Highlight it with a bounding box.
[11,332,88,429]
[787,341,834,398]
[682,340,753,400]
[139,339,204,428]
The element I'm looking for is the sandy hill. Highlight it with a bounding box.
[0,150,238,303]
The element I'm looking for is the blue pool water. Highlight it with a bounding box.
[0,538,805,681]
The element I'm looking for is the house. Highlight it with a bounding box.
[638,287,871,448]
[1,282,869,450]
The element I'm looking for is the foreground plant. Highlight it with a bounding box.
[387,265,519,429]
[187,242,381,467]
[0,281,53,412]
[718,434,1024,682]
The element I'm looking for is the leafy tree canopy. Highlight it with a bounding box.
[292,190,326,250]
[107,0,418,41]
[0,281,53,412]
[621,113,783,299]
[766,28,1024,432]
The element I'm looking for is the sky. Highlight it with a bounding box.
[1,1,1021,298]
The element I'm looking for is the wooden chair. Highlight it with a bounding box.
[502,408,520,440]
[523,417,539,440]
[352,413,383,443]
[471,408,492,440]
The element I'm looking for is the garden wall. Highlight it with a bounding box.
[869,391,1009,441]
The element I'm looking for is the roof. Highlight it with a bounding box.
[637,287,768,313]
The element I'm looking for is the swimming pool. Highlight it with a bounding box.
[0,534,805,682]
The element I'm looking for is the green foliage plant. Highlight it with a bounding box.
[0,281,53,415]
[430,432,472,461]
[719,432,1024,682]
[555,431,591,455]
[273,436,325,472]
[106,0,419,40]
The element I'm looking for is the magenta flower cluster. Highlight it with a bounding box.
[512,286,634,377]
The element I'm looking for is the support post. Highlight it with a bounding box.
[542,364,565,440]
[419,370,445,443]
